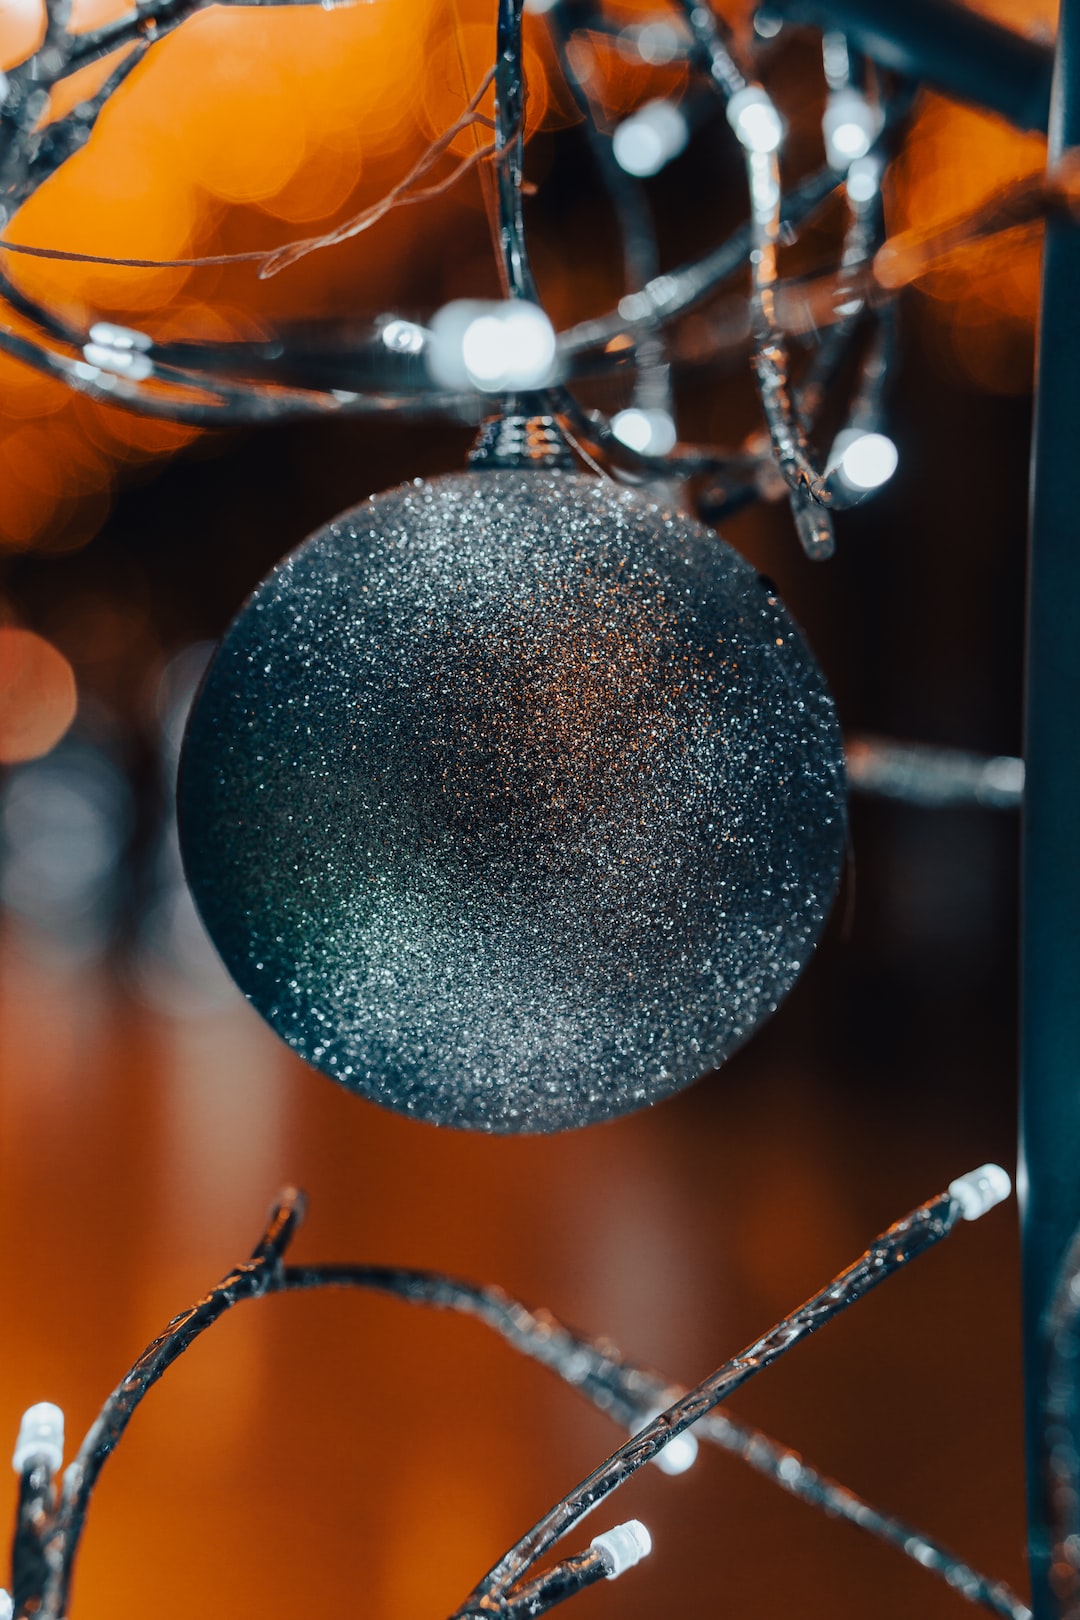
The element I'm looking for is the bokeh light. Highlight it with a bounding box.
[0,0,42,71]
[888,0,1055,393]
[0,736,130,954]
[0,0,578,560]
[0,627,77,762]
[0,12,1042,1620]
[0,0,1055,568]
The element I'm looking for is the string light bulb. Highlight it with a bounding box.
[823,88,881,169]
[611,406,677,455]
[590,1520,652,1578]
[725,86,784,154]
[427,300,558,393]
[846,153,882,204]
[827,428,899,493]
[12,1403,64,1474]
[380,319,425,355]
[948,1163,1012,1221]
[637,1408,699,1475]
[630,22,683,65]
[83,322,153,381]
[612,99,689,176]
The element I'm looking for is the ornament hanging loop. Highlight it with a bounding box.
[468,411,574,470]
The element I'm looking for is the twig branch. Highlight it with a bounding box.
[493,0,537,304]
[0,0,967,536]
[453,1187,964,1611]
[846,736,1024,809]
[258,66,498,277]
[65,0,357,74]
[544,0,670,422]
[6,1180,1024,1620]
[675,0,835,557]
[36,1189,307,1620]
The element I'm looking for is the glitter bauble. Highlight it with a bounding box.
[179,469,846,1132]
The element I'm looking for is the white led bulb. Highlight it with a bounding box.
[427,299,558,394]
[380,319,425,356]
[726,86,784,154]
[630,1405,699,1474]
[827,428,899,492]
[613,99,689,177]
[12,1402,64,1474]
[847,154,882,205]
[591,1519,652,1579]
[823,88,881,169]
[84,322,153,382]
[611,407,678,456]
[948,1164,1012,1220]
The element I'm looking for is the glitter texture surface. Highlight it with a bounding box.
[178,470,846,1132]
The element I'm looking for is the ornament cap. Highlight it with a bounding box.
[468,410,574,471]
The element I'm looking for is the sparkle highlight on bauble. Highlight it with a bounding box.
[179,470,847,1132]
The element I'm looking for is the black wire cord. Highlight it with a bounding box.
[5,1179,1026,1620]
[0,0,908,552]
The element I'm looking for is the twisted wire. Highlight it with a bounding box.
[0,0,908,541]
[455,1188,964,1609]
[5,1183,1027,1620]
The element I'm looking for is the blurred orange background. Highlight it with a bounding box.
[0,0,1058,577]
[0,1,1052,1618]
[0,929,1027,1620]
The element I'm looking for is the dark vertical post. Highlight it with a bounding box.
[1021,0,1080,1612]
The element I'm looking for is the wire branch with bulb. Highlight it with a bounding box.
[2,1167,1032,1620]
[0,4,1073,1612]
[0,0,1002,543]
[0,0,1060,529]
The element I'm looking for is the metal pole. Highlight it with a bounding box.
[1021,0,1080,1612]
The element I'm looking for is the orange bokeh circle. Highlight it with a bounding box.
[0,627,78,763]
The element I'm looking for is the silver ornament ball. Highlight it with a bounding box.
[179,468,846,1132]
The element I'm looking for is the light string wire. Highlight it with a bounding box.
[845,736,1025,810]
[0,0,1042,536]
[476,0,870,494]
[674,0,835,557]
[695,70,910,525]
[452,1181,969,1613]
[542,0,673,431]
[483,0,902,499]
[494,0,537,303]
[6,1176,1025,1620]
